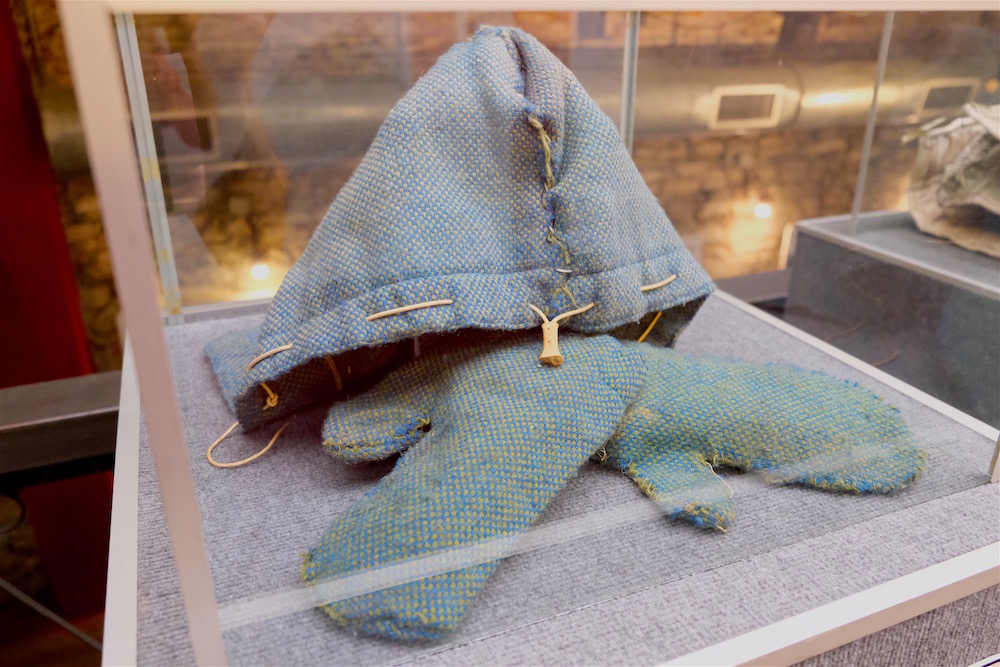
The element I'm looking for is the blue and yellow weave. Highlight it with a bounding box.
[303,333,645,640]
[601,343,927,530]
[311,333,925,640]
[204,26,713,431]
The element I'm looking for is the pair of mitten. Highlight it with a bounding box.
[303,332,925,640]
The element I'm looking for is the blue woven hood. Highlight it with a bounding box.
[207,26,713,429]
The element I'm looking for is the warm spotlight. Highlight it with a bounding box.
[251,263,271,280]
[754,203,772,219]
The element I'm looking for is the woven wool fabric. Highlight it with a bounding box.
[601,342,927,530]
[204,326,411,428]
[205,26,712,431]
[303,333,645,640]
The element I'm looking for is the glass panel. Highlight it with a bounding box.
[119,11,997,665]
[860,11,999,212]
[632,11,893,280]
[132,12,625,307]
[785,11,1000,428]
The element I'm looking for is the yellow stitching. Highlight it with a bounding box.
[545,228,573,265]
[530,115,570,274]
[553,283,580,309]
[324,355,343,392]
[366,299,453,322]
[637,311,663,343]
[640,274,678,292]
[528,115,554,189]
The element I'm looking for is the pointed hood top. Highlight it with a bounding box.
[207,27,713,429]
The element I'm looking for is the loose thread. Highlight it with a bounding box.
[206,421,237,466]
[826,319,866,343]
[871,332,900,368]
[366,299,453,322]
[702,460,735,499]
[637,311,663,344]
[208,421,291,469]
[247,344,293,371]
[324,355,343,391]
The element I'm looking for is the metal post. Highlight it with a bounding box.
[620,11,641,154]
[115,13,185,323]
[849,11,895,236]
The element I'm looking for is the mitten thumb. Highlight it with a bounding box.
[322,357,438,462]
[322,337,492,462]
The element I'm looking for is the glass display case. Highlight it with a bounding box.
[55,2,999,665]
[783,12,1000,429]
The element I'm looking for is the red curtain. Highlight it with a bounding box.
[2,3,109,620]
[0,4,93,388]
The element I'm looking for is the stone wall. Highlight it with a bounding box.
[57,177,122,372]
[633,126,916,278]
[11,0,122,371]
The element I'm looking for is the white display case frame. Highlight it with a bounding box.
[55,2,999,665]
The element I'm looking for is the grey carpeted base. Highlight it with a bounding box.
[135,294,999,665]
[798,584,1000,667]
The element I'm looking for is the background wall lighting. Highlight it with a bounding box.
[250,263,271,280]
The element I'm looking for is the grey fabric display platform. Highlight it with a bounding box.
[134,293,999,666]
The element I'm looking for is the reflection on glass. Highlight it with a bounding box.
[632,10,998,280]
[860,11,1000,213]
[133,12,625,306]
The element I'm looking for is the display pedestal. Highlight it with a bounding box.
[106,292,999,666]
[787,211,1000,428]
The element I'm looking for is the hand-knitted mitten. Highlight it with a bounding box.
[600,342,926,530]
[303,333,645,640]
